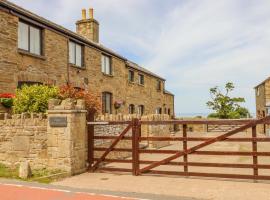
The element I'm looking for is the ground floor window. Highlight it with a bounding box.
[17,81,42,89]
[168,108,171,115]
[155,107,162,114]
[129,104,135,114]
[138,105,144,115]
[102,92,112,114]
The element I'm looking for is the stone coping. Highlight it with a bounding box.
[47,110,87,114]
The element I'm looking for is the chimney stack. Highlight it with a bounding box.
[82,9,86,20]
[76,8,99,43]
[89,8,94,19]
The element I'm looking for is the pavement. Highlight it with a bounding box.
[0,179,199,200]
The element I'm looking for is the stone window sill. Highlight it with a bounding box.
[18,49,46,60]
[138,83,145,87]
[102,73,114,77]
[69,64,86,70]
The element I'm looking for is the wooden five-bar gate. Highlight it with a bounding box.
[87,116,270,180]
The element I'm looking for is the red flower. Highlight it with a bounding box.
[0,93,15,98]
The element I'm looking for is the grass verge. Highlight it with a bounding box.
[0,163,67,183]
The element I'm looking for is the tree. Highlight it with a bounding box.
[206,82,251,119]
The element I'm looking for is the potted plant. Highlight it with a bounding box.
[0,93,15,108]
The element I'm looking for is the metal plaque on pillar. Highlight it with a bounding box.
[49,117,67,127]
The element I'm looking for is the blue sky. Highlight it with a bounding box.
[10,0,270,116]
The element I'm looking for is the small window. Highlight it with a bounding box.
[168,108,171,116]
[155,107,162,114]
[101,54,112,75]
[129,104,135,114]
[18,21,42,55]
[17,81,42,89]
[157,80,162,91]
[69,41,83,67]
[138,105,144,115]
[256,88,260,96]
[102,92,112,114]
[128,70,134,82]
[138,74,144,85]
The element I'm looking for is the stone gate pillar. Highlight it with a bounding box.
[47,99,87,175]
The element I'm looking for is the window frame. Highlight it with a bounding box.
[128,70,135,82]
[18,21,43,56]
[129,104,135,114]
[69,40,84,68]
[138,74,144,85]
[102,92,112,114]
[101,54,112,75]
[155,107,162,114]
[138,105,144,115]
[157,80,162,91]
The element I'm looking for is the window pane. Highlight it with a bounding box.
[30,26,41,55]
[18,22,29,50]
[101,55,105,73]
[75,44,82,66]
[69,42,75,64]
[105,56,110,74]
[105,93,111,113]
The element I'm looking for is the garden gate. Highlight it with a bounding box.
[88,116,270,180]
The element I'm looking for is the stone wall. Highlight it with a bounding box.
[94,114,173,160]
[0,99,88,175]
[0,113,48,169]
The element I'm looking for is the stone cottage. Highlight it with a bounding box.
[0,0,174,116]
[254,77,270,134]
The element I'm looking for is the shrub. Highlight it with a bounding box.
[0,93,15,108]
[58,85,101,114]
[13,85,59,114]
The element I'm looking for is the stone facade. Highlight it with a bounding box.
[255,78,270,134]
[0,1,174,116]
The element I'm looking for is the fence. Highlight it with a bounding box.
[88,117,270,180]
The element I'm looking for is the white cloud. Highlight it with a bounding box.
[10,0,270,115]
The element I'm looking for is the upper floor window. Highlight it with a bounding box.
[69,41,83,67]
[102,92,112,114]
[168,108,171,116]
[256,88,260,96]
[128,70,134,82]
[129,104,135,114]
[157,80,162,91]
[138,74,144,85]
[155,107,162,114]
[18,21,42,55]
[138,105,144,115]
[101,54,112,75]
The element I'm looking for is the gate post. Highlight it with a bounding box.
[132,118,140,176]
[87,113,94,171]
[183,124,188,175]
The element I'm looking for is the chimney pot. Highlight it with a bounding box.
[89,8,94,19]
[82,9,86,20]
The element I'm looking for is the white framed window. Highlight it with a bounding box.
[256,88,260,96]
[101,54,112,75]
[155,107,162,114]
[129,104,135,114]
[102,92,112,114]
[138,74,144,85]
[128,70,134,82]
[18,21,42,55]
[69,41,83,67]
[138,105,144,115]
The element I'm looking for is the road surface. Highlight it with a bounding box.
[0,182,139,200]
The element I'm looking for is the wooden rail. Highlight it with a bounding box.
[88,117,270,181]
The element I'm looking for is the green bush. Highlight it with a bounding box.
[13,85,59,114]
